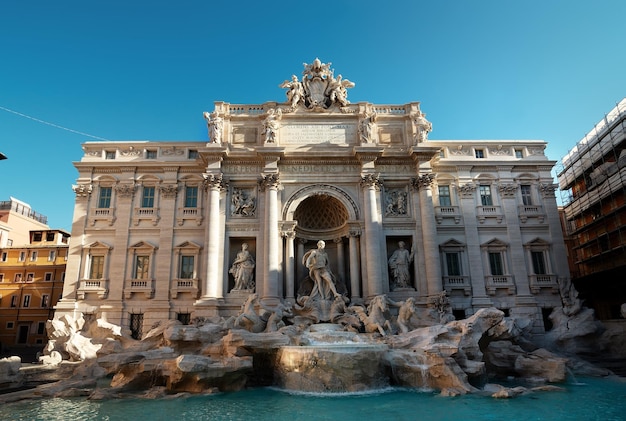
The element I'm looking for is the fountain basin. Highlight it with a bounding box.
[276,344,389,393]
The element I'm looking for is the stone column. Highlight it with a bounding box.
[282,225,297,300]
[348,227,361,301]
[334,237,345,285]
[203,173,226,299]
[457,182,492,308]
[260,174,281,304]
[413,174,443,297]
[360,174,384,298]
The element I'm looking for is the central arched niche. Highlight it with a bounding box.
[293,194,349,239]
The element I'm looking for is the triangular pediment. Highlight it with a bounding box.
[175,241,202,250]
[129,241,157,250]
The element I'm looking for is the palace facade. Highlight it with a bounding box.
[55,59,568,337]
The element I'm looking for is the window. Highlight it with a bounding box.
[475,149,485,158]
[41,294,49,308]
[14,273,22,282]
[446,252,462,276]
[184,186,198,208]
[188,149,198,159]
[180,256,194,279]
[438,185,451,206]
[44,272,53,281]
[479,185,493,206]
[134,256,150,279]
[177,313,191,325]
[33,232,42,242]
[89,255,104,279]
[105,150,116,159]
[129,313,143,340]
[99,186,112,208]
[146,150,157,159]
[30,251,37,261]
[515,149,523,158]
[48,250,56,261]
[489,252,504,275]
[18,251,26,262]
[520,184,532,206]
[531,251,546,275]
[23,295,31,308]
[37,322,46,335]
[10,295,17,307]
[142,186,155,208]
[46,232,55,242]
[1,252,6,262]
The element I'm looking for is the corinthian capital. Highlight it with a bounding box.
[360,173,382,190]
[203,173,227,190]
[411,173,435,190]
[259,173,280,191]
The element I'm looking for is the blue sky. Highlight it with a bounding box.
[1,0,624,232]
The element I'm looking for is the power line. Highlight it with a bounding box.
[0,105,109,141]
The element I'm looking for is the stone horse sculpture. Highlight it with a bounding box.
[351,294,393,336]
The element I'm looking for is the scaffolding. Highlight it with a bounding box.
[557,98,626,319]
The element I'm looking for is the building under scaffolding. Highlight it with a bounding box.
[557,98,626,320]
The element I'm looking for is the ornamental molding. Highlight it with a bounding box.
[159,184,179,199]
[498,183,518,198]
[115,183,136,198]
[72,184,92,197]
[539,183,557,197]
[457,183,476,198]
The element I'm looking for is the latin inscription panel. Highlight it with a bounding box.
[281,123,357,145]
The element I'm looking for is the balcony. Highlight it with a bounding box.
[476,206,503,224]
[518,205,545,223]
[529,274,559,294]
[124,279,155,299]
[89,208,116,226]
[77,279,109,299]
[132,207,160,226]
[435,206,461,224]
[176,207,204,226]
[170,278,200,299]
[443,276,471,295]
[485,275,516,295]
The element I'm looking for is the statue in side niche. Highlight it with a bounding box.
[388,241,414,289]
[230,243,256,291]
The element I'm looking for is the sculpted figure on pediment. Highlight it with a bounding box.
[203,111,224,144]
[279,75,304,109]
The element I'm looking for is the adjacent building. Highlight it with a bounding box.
[0,198,69,351]
[557,98,626,320]
[55,59,569,338]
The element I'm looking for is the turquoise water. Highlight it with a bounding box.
[2,377,625,421]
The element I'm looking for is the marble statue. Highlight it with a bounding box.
[327,74,354,107]
[413,112,432,143]
[302,240,341,300]
[359,111,377,143]
[203,111,224,144]
[388,241,414,289]
[262,108,282,143]
[229,243,255,291]
[279,75,304,109]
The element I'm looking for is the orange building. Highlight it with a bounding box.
[0,198,69,355]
